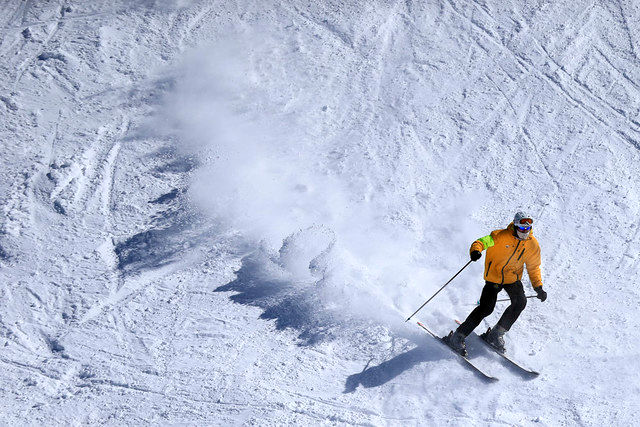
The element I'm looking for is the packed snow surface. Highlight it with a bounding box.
[1,1,640,425]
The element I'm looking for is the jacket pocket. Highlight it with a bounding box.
[485,261,492,278]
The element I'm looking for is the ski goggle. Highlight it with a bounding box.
[516,224,531,232]
[518,218,533,225]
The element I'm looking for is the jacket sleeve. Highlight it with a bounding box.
[525,240,543,288]
[470,231,497,254]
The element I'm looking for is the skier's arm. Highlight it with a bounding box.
[525,243,543,289]
[469,231,497,255]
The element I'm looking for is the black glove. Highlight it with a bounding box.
[470,250,482,262]
[535,287,547,302]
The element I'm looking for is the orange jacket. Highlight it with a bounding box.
[470,223,543,288]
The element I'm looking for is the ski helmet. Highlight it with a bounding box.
[513,211,533,239]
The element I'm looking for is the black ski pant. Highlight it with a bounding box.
[456,280,527,337]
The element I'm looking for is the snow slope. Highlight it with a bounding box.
[1,0,639,424]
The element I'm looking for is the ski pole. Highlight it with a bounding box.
[405,260,473,322]
[468,295,538,306]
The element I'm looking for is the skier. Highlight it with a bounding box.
[443,211,547,356]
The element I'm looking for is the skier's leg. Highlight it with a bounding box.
[456,282,500,336]
[497,280,526,331]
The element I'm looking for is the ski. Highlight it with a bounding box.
[416,321,498,382]
[455,320,540,377]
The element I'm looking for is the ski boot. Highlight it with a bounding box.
[480,325,507,353]
[442,330,467,357]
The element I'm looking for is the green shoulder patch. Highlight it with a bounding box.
[477,235,495,250]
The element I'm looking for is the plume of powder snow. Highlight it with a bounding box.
[154,31,492,336]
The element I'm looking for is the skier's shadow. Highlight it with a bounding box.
[344,341,447,393]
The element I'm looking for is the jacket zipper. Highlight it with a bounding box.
[500,240,521,284]
[516,247,526,281]
[485,261,492,278]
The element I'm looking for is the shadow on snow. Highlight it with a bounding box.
[114,162,206,274]
[214,252,338,346]
[344,345,443,393]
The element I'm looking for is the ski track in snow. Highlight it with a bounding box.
[1,0,640,424]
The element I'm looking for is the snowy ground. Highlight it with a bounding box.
[1,1,640,425]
